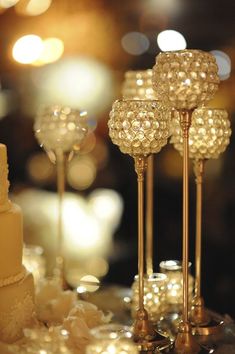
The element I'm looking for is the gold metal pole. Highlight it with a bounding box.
[135,156,147,311]
[146,154,154,276]
[174,110,200,354]
[133,156,169,351]
[55,149,65,286]
[194,159,204,298]
[190,159,210,326]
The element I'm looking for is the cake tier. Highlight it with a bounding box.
[0,270,35,343]
[0,203,23,279]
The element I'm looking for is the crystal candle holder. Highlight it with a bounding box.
[170,107,231,158]
[122,69,158,100]
[23,244,46,286]
[34,105,89,155]
[152,50,219,110]
[131,273,168,323]
[108,99,170,157]
[86,324,138,354]
[159,260,194,310]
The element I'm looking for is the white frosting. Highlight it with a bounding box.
[0,271,35,343]
[0,144,11,212]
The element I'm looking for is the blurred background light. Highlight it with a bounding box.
[77,275,100,293]
[67,155,97,191]
[32,56,115,116]
[88,189,124,232]
[12,34,43,64]
[146,0,182,16]
[210,50,231,80]
[121,31,150,55]
[0,0,19,8]
[0,89,16,119]
[157,29,187,51]
[26,152,55,185]
[32,37,64,66]
[15,0,52,16]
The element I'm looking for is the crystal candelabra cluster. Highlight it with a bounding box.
[108,100,170,156]
[122,70,157,100]
[131,273,168,323]
[34,105,89,153]
[152,50,219,109]
[171,108,231,159]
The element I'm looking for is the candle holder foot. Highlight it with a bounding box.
[174,322,201,354]
[190,297,223,335]
[134,309,173,352]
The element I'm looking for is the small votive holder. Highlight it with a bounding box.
[86,324,138,354]
[159,260,194,313]
[23,244,46,286]
[131,273,167,323]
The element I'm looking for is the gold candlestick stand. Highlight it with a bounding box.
[54,149,66,287]
[34,105,91,288]
[109,99,172,352]
[173,110,201,354]
[133,156,171,352]
[190,159,223,335]
[170,107,232,338]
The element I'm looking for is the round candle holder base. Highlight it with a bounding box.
[192,318,224,336]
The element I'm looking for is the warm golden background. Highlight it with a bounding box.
[0,0,234,317]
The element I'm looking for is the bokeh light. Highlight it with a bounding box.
[211,50,231,80]
[32,38,64,66]
[32,57,115,116]
[12,34,43,64]
[27,152,55,185]
[15,0,51,16]
[85,257,109,278]
[157,30,187,51]
[77,275,100,293]
[121,32,150,55]
[0,0,19,8]
[89,189,124,231]
[67,155,97,190]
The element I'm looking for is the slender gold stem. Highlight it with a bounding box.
[194,159,204,298]
[56,149,65,280]
[179,110,192,323]
[146,154,154,276]
[134,156,147,311]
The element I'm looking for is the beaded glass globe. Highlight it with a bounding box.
[131,273,168,323]
[108,99,170,157]
[121,69,158,100]
[152,50,220,110]
[34,105,90,153]
[170,108,231,159]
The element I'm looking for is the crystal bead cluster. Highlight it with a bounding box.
[108,100,170,156]
[170,108,232,159]
[121,70,158,100]
[131,273,168,323]
[34,105,89,153]
[159,261,194,308]
[152,50,220,110]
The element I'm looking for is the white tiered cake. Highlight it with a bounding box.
[0,144,35,343]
